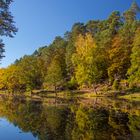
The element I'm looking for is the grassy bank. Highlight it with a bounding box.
[0,88,140,102]
[118,93,140,101]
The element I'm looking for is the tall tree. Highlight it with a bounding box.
[0,0,17,60]
[43,37,67,90]
[130,1,140,13]
[108,3,139,85]
[127,28,140,86]
[18,56,43,91]
[95,11,123,81]
[45,56,65,91]
[65,23,86,80]
[123,1,140,22]
[72,33,102,89]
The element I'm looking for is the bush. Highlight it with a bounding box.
[67,77,78,90]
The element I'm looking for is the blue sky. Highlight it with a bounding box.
[1,0,139,67]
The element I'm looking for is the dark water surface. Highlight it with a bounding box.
[0,96,140,140]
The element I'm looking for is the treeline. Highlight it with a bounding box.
[0,2,140,93]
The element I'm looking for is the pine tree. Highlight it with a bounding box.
[0,0,17,60]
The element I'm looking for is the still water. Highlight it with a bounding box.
[0,96,140,140]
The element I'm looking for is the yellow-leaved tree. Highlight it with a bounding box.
[72,33,102,92]
[0,68,6,90]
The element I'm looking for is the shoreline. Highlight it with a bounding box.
[0,89,140,102]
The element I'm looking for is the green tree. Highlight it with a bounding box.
[108,5,139,85]
[123,1,140,22]
[0,0,17,59]
[127,28,140,86]
[95,11,122,81]
[18,55,43,91]
[45,56,65,91]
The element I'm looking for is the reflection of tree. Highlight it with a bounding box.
[109,110,132,140]
[0,97,139,140]
[44,107,69,140]
[0,97,69,140]
[71,106,111,140]
[128,115,140,140]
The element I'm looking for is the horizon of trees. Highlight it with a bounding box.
[0,2,140,93]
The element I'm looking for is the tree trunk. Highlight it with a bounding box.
[30,90,33,97]
[54,86,57,96]
[93,84,98,95]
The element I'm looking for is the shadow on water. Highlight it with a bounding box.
[0,95,140,140]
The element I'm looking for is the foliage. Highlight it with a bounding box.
[0,2,140,92]
[0,0,17,59]
[112,79,120,90]
[72,33,102,87]
[127,28,140,86]
[45,56,65,90]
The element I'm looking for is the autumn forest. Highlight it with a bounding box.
[0,1,140,94]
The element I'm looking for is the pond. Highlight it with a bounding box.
[0,96,140,140]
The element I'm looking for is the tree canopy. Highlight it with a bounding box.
[0,0,17,60]
[0,2,140,92]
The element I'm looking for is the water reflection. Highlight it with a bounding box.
[0,96,139,140]
[0,118,37,140]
